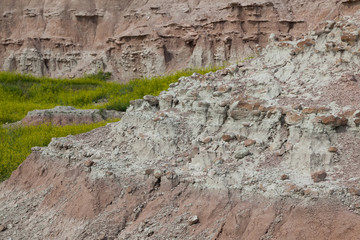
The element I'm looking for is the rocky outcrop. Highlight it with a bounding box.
[2,13,360,239]
[1,0,359,82]
[21,106,124,126]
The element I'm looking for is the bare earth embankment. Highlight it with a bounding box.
[2,6,360,238]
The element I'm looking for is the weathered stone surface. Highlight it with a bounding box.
[317,116,348,127]
[235,149,251,159]
[200,136,213,144]
[143,95,159,106]
[341,32,359,45]
[311,171,327,183]
[21,106,123,126]
[0,0,353,82]
[145,169,155,176]
[96,233,107,240]
[0,225,6,232]
[188,215,199,225]
[328,147,338,153]
[221,134,235,142]
[281,174,289,181]
[285,112,304,125]
[84,160,95,167]
[153,169,163,179]
[302,107,329,114]
[348,187,360,196]
[244,139,256,147]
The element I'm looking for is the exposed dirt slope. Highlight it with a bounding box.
[2,11,360,239]
[1,0,359,81]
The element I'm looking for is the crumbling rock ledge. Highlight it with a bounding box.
[2,14,360,239]
[21,106,124,126]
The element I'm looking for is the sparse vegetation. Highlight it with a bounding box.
[0,65,227,181]
[0,66,224,124]
[0,120,118,182]
[104,66,225,111]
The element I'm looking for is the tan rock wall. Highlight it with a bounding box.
[1,0,356,82]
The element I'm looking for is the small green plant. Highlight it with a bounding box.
[84,70,112,81]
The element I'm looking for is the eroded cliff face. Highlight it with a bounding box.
[1,12,360,239]
[1,0,358,81]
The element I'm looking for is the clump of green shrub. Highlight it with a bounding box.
[84,70,112,81]
[0,120,118,181]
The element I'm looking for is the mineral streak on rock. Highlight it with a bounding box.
[3,7,360,240]
[0,0,357,82]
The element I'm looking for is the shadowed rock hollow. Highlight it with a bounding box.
[2,8,360,238]
[1,0,360,81]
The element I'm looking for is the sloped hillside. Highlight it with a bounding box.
[1,11,360,239]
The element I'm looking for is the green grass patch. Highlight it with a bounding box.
[0,120,118,182]
[0,66,224,124]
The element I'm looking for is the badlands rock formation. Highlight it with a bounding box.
[1,0,359,81]
[2,12,360,239]
[21,106,124,126]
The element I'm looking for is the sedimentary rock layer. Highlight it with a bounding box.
[1,14,360,239]
[21,106,124,126]
[1,0,359,81]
